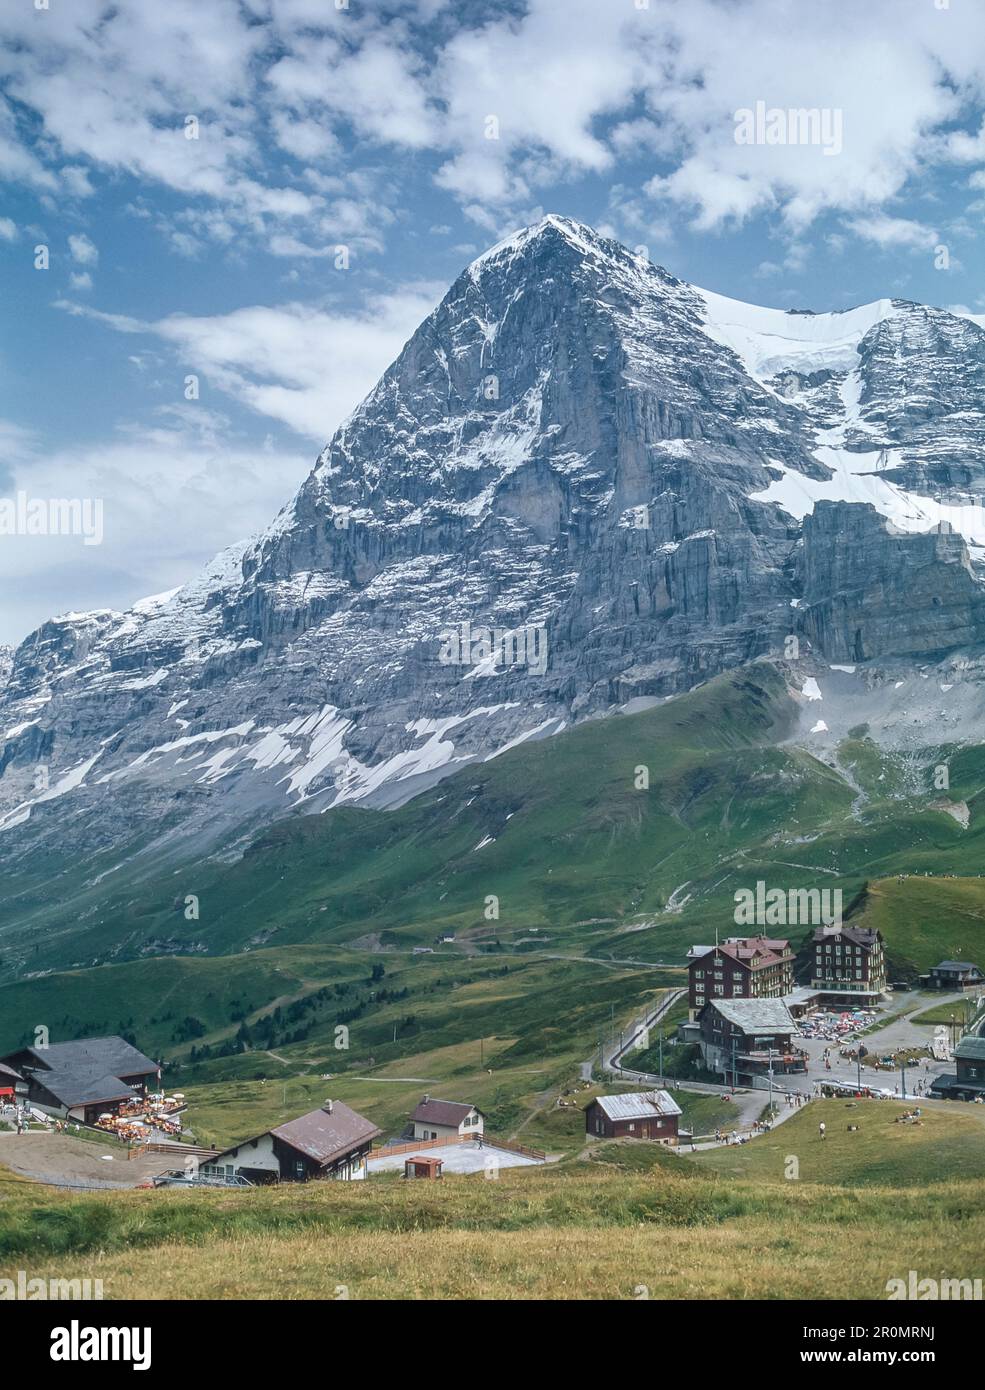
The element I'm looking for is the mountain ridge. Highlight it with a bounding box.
[4,214,985,902]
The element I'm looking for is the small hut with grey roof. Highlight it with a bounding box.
[584,1090,682,1144]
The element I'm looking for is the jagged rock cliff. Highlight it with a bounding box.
[3,215,985,879]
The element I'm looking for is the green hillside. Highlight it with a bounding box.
[0,664,841,979]
[695,1098,985,1186]
[850,875,985,976]
[5,661,985,1085]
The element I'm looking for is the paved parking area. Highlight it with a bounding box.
[367,1142,545,1175]
[775,994,963,1100]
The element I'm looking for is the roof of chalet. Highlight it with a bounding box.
[593,1091,682,1121]
[704,998,798,1033]
[811,926,881,947]
[691,937,791,971]
[31,1068,135,1107]
[270,1101,382,1166]
[411,1098,479,1127]
[6,1037,158,1078]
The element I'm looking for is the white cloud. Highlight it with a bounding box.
[0,414,310,645]
[2,0,985,256]
[843,214,939,251]
[57,283,444,443]
[0,216,15,241]
[68,232,98,265]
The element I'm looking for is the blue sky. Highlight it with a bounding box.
[1,0,985,644]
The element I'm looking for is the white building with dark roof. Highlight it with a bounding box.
[202,1099,382,1184]
[810,926,886,1000]
[410,1095,484,1140]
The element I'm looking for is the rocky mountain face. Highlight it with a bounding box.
[3,215,985,891]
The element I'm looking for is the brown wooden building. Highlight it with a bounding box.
[405,1155,444,1179]
[687,937,795,1019]
[810,926,886,1002]
[584,1090,681,1144]
[0,1036,160,1125]
[698,997,807,1085]
[927,960,985,992]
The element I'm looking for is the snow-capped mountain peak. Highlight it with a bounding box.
[3,217,985,885]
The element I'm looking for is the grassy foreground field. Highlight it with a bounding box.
[0,1162,981,1300]
[2,1102,983,1300]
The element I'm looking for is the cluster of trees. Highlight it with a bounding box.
[184,965,412,1062]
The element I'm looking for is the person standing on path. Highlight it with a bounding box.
[819,1121,826,1140]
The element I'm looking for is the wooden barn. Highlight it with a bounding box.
[584,1090,681,1144]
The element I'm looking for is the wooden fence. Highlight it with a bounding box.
[127,1141,217,1161]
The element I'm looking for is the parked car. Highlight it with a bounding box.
[152,1169,253,1189]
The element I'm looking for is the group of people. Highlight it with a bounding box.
[4,1108,80,1136]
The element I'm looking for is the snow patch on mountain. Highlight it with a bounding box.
[695,288,900,382]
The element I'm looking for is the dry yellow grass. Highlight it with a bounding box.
[3,1155,984,1300]
[11,1212,985,1301]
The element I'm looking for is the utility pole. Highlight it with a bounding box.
[901,1058,907,1101]
[732,1037,738,1092]
[767,1047,775,1117]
